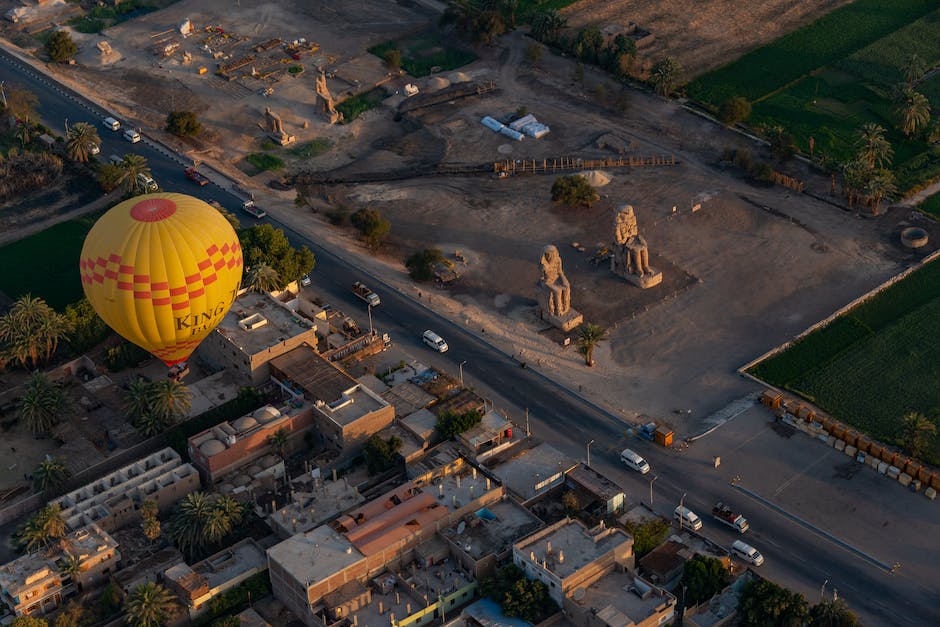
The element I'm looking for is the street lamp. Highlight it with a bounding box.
[367,303,373,337]
[459,360,467,387]
[649,475,657,506]
[678,492,687,532]
[0,81,7,109]
[586,439,594,467]
[820,579,828,601]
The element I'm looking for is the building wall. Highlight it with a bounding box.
[314,403,395,454]
[563,592,675,627]
[201,328,318,386]
[89,470,201,533]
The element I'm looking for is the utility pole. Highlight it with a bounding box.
[0,81,7,109]
[459,361,466,387]
[367,303,373,337]
[678,492,687,532]
[649,475,657,506]
[525,408,530,436]
[586,439,594,467]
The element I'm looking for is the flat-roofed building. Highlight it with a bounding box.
[112,547,184,596]
[513,518,634,605]
[490,442,579,503]
[199,290,318,385]
[269,345,394,454]
[269,474,365,539]
[164,539,267,618]
[50,448,200,532]
[0,524,119,618]
[565,464,626,515]
[564,571,676,627]
[457,409,517,462]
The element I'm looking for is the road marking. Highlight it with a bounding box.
[773,449,834,496]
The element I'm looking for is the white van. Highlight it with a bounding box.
[674,506,703,531]
[731,540,764,566]
[136,173,158,192]
[422,330,448,353]
[123,129,141,143]
[103,116,121,131]
[619,449,650,474]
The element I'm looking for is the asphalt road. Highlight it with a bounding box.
[2,50,935,626]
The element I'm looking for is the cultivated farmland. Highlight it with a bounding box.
[749,258,940,465]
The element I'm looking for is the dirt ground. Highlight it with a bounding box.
[5,1,929,438]
[561,0,852,78]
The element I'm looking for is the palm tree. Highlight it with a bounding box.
[168,491,214,557]
[146,379,191,427]
[124,378,153,424]
[19,504,66,552]
[204,495,243,544]
[18,373,67,435]
[65,121,100,163]
[58,554,82,583]
[895,87,931,137]
[97,162,126,193]
[15,122,30,147]
[0,294,73,369]
[808,598,858,627]
[125,582,175,627]
[118,154,152,194]
[649,56,683,97]
[577,323,608,367]
[862,169,897,215]
[502,0,518,28]
[34,457,71,493]
[269,427,289,459]
[245,262,280,293]
[901,411,937,460]
[531,9,566,43]
[840,159,871,210]
[135,412,165,437]
[140,498,162,543]
[855,123,892,169]
[902,53,928,89]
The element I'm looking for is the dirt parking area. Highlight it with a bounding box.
[561,0,851,78]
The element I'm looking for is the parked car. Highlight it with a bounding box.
[300,274,311,287]
[619,448,650,474]
[422,330,448,353]
[87,143,100,155]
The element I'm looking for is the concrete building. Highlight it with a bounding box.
[512,518,634,605]
[565,464,626,515]
[269,345,394,454]
[188,404,315,485]
[637,540,687,590]
[456,409,517,462]
[490,442,579,503]
[112,547,184,596]
[51,447,200,532]
[564,570,676,627]
[199,290,318,385]
[0,524,119,618]
[164,539,267,618]
[269,474,365,539]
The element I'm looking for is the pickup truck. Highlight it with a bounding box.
[712,502,749,533]
[185,167,210,186]
[241,199,267,219]
[352,281,381,307]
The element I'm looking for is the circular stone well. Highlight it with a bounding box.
[901,227,929,249]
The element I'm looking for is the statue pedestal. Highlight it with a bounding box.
[268,131,295,146]
[541,308,583,332]
[621,268,663,289]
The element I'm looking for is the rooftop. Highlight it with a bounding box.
[382,383,436,419]
[489,443,579,501]
[113,547,184,593]
[566,464,626,503]
[399,407,438,441]
[515,519,632,580]
[314,383,387,427]
[461,598,533,627]
[270,345,356,403]
[570,570,676,626]
[442,498,543,560]
[269,475,365,537]
[189,404,298,457]
[237,607,272,627]
[267,525,365,586]
[432,389,486,418]
[65,523,119,562]
[214,290,316,356]
[458,408,512,450]
[637,540,686,582]
[191,538,267,592]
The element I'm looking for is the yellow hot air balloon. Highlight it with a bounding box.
[79,193,243,367]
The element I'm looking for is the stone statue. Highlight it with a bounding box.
[263,107,295,145]
[537,245,583,331]
[316,71,342,125]
[611,205,662,288]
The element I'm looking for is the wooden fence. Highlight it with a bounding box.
[493,155,677,174]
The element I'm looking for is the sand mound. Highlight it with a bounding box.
[427,76,451,91]
[582,170,612,186]
[449,71,471,83]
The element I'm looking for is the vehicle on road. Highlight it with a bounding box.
[185,166,210,186]
[300,274,311,287]
[136,173,158,192]
[241,199,267,218]
[123,129,141,143]
[352,281,381,307]
[619,448,650,474]
[109,154,123,166]
[103,116,121,131]
[712,502,749,533]
[731,540,764,566]
[422,330,448,353]
[88,143,100,155]
[674,506,704,531]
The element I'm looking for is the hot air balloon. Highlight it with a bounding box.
[79,193,243,370]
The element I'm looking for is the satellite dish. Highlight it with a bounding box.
[573,588,586,601]
[457,521,466,535]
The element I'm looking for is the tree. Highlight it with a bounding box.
[363,434,403,475]
[530,9,567,43]
[45,30,77,63]
[18,504,66,552]
[577,323,607,367]
[350,208,391,252]
[66,122,101,163]
[738,578,809,627]
[18,373,67,435]
[895,87,931,137]
[34,457,71,494]
[11,617,48,627]
[406,248,448,281]
[561,490,580,515]
[3,84,39,123]
[245,262,281,293]
[98,581,123,617]
[766,125,796,161]
[209,618,242,627]
[382,49,402,71]
[808,598,858,627]
[681,555,730,606]
[649,56,683,97]
[622,518,670,558]
[165,111,201,137]
[482,564,557,623]
[118,154,154,194]
[141,499,161,543]
[856,123,892,169]
[525,43,543,65]
[53,601,87,627]
[862,168,896,215]
[0,294,73,369]
[551,174,599,208]
[58,555,81,582]
[147,379,192,428]
[168,492,243,558]
[445,1,507,44]
[268,427,289,459]
[239,223,316,286]
[902,53,927,89]
[63,298,110,354]
[900,411,937,460]
[124,377,153,424]
[125,582,175,627]
[15,122,31,147]
[436,409,483,439]
[96,163,126,193]
[718,96,751,126]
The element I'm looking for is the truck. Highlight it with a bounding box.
[712,502,749,533]
[241,199,267,219]
[185,166,210,186]
[352,281,381,307]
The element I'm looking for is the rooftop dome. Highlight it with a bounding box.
[199,439,226,456]
[246,464,263,476]
[232,416,259,431]
[254,406,281,423]
[231,474,251,487]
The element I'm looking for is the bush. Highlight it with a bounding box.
[436,409,482,439]
[482,564,558,623]
[194,573,271,627]
[623,518,670,558]
[326,205,349,225]
[165,111,201,137]
[718,96,752,125]
[45,31,77,63]
[406,248,447,281]
[383,49,402,70]
[363,434,403,475]
[104,341,152,371]
[64,298,110,354]
[551,174,599,208]
[350,208,391,251]
[245,153,284,171]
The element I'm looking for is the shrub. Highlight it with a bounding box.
[350,208,391,251]
[45,31,77,63]
[383,49,402,70]
[363,435,403,475]
[406,248,447,281]
[245,153,284,171]
[718,96,752,125]
[436,409,482,439]
[551,174,599,208]
[165,111,201,137]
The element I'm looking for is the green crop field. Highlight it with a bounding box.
[0,212,102,310]
[749,259,940,464]
[688,0,940,194]
[918,191,940,218]
[369,34,477,78]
